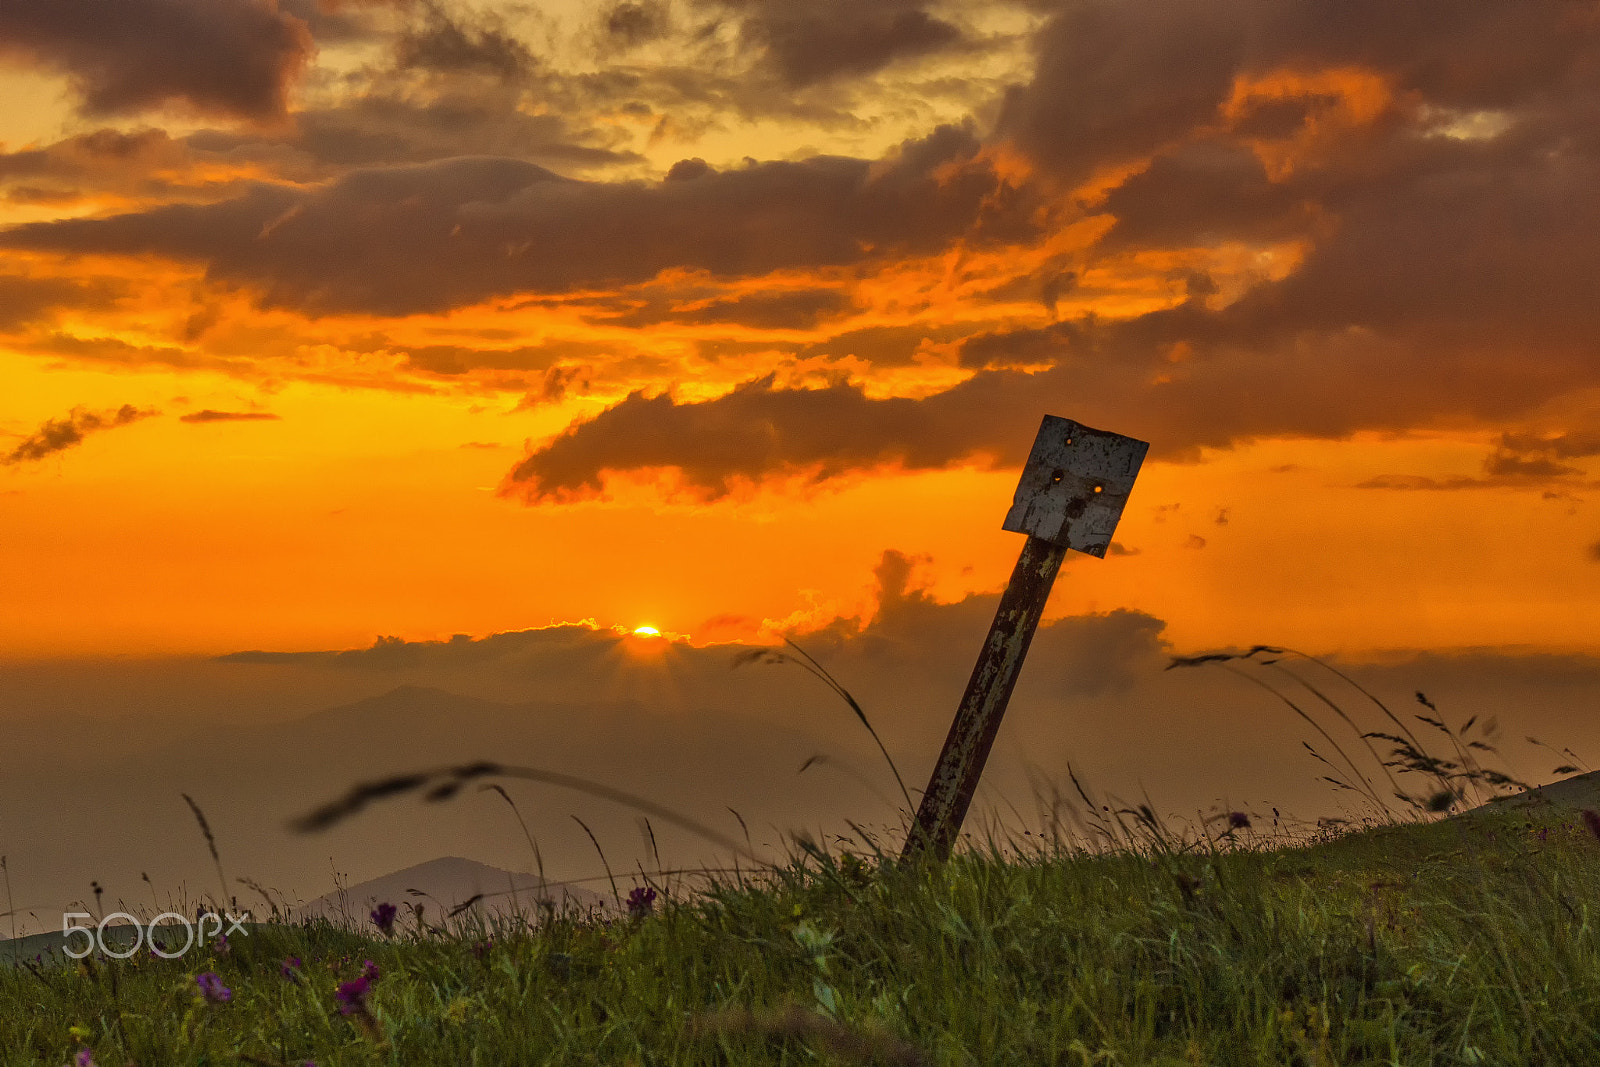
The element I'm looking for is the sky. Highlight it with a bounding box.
[2,0,1600,927]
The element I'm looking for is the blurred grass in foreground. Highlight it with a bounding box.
[5,800,1600,1066]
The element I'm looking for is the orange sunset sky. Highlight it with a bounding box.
[4,0,1600,924]
[4,0,1597,664]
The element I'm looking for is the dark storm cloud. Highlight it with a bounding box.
[0,0,312,119]
[277,0,392,44]
[602,0,670,48]
[2,404,157,466]
[1498,432,1600,462]
[395,8,535,79]
[183,94,637,171]
[501,290,1600,495]
[0,127,288,208]
[0,126,999,316]
[0,275,115,330]
[996,0,1596,185]
[0,129,175,181]
[501,371,1028,500]
[1093,142,1317,251]
[718,0,965,87]
[1356,431,1600,490]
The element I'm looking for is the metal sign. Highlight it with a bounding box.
[1001,415,1148,556]
[902,414,1148,861]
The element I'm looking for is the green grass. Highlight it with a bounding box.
[7,803,1600,1066]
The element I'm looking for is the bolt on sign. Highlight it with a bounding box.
[902,415,1148,861]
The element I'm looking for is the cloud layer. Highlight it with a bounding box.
[0,0,313,119]
[3,403,156,465]
[1,0,1597,516]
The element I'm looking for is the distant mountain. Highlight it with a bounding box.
[1475,769,1600,813]
[0,680,847,937]
[295,855,607,929]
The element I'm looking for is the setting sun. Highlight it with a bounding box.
[632,625,661,637]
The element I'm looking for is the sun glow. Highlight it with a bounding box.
[632,625,661,637]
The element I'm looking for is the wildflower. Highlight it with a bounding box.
[281,956,304,982]
[626,885,657,918]
[1583,809,1600,842]
[370,902,398,936]
[74,1050,96,1067]
[472,938,493,961]
[335,957,381,1017]
[214,932,230,956]
[334,975,371,1016]
[1227,812,1251,830]
[196,971,232,1003]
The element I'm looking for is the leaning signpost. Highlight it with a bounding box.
[901,414,1148,861]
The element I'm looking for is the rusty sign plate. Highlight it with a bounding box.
[1000,415,1148,556]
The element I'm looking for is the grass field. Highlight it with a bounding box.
[7,648,1598,1065]
[4,798,1600,1066]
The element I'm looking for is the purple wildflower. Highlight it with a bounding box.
[1227,812,1251,830]
[75,1050,96,1067]
[361,959,380,982]
[214,932,230,956]
[626,885,657,917]
[281,956,304,981]
[472,938,493,961]
[334,976,371,1016]
[196,971,232,1003]
[370,902,398,936]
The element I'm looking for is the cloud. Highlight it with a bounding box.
[5,0,1599,491]
[476,0,1600,499]
[0,126,1000,315]
[1358,432,1599,490]
[395,8,535,79]
[0,0,313,119]
[188,93,640,172]
[724,0,966,87]
[8,555,1600,929]
[501,372,1028,501]
[178,409,281,423]
[1498,431,1600,462]
[996,0,1595,185]
[0,274,116,330]
[3,404,157,465]
[602,0,670,48]
[593,284,849,330]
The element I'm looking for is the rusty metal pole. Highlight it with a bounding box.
[901,415,1147,862]
[902,534,1067,859]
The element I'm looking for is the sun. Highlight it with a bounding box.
[632,625,661,637]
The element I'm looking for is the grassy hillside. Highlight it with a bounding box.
[4,801,1600,1066]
